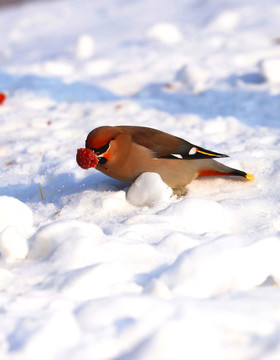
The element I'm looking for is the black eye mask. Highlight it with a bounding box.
[86,141,110,155]
[98,157,108,165]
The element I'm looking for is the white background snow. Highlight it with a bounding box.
[1,0,280,359]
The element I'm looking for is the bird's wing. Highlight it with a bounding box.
[117,126,228,160]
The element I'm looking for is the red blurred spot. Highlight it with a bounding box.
[76,148,98,169]
[0,93,6,105]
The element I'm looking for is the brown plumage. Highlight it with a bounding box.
[81,125,254,191]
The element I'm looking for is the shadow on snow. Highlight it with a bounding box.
[134,78,280,128]
[0,171,125,205]
[0,72,118,103]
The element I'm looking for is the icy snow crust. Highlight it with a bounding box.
[1,0,280,359]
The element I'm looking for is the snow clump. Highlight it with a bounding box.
[0,196,32,262]
[260,57,280,83]
[0,226,29,262]
[75,34,95,60]
[147,23,183,44]
[0,196,33,237]
[126,172,173,207]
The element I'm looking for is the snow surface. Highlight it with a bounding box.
[1,0,280,359]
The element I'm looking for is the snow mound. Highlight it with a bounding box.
[22,311,80,359]
[29,220,103,270]
[147,23,183,44]
[60,262,133,301]
[158,198,227,234]
[159,235,280,298]
[260,57,280,83]
[0,196,33,237]
[126,172,173,207]
[127,318,222,360]
[75,294,173,333]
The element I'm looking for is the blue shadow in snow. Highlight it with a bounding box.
[0,72,118,103]
[134,77,280,128]
[0,172,125,205]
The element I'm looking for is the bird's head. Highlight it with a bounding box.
[85,126,129,168]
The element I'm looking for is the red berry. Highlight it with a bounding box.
[76,148,98,169]
[0,93,6,105]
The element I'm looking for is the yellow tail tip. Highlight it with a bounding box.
[246,173,255,180]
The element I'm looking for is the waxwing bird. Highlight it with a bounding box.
[76,125,254,191]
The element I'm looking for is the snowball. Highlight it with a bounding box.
[0,226,29,263]
[175,64,208,93]
[159,198,227,234]
[75,34,95,60]
[147,23,183,44]
[260,58,280,83]
[126,172,173,207]
[0,196,33,237]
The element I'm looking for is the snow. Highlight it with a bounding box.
[0,226,29,263]
[0,196,33,236]
[126,172,173,207]
[176,63,209,93]
[158,197,227,234]
[146,23,183,44]
[159,235,280,298]
[75,34,95,60]
[1,0,280,359]
[260,57,280,83]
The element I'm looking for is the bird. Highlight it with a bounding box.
[77,125,254,191]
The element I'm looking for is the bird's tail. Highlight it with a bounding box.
[196,159,254,180]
